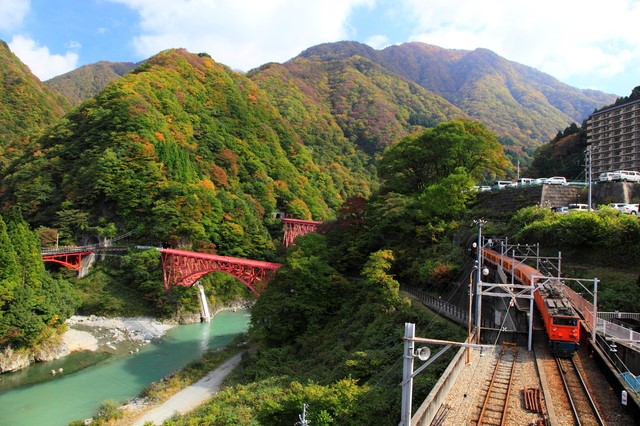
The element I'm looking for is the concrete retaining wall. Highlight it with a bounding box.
[474,182,640,216]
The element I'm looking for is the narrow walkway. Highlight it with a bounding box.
[130,352,243,425]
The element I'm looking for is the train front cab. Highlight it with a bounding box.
[548,315,580,357]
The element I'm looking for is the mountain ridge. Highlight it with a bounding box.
[45,60,138,106]
[0,41,71,166]
[297,41,616,156]
[46,41,615,162]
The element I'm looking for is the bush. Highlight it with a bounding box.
[95,400,123,421]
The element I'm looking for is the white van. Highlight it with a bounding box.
[567,203,589,212]
[599,172,615,182]
[517,178,534,186]
[492,180,514,190]
[612,170,640,182]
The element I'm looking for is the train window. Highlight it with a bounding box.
[553,317,577,326]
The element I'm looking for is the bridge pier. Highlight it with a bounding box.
[196,282,211,323]
[78,252,96,278]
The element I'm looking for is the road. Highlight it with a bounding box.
[130,352,244,425]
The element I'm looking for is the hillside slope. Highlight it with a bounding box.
[46,61,138,106]
[248,55,466,156]
[0,49,372,256]
[0,41,70,166]
[298,41,617,158]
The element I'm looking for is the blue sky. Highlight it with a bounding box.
[1,0,639,96]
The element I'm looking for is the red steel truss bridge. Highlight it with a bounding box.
[282,218,323,247]
[160,249,282,296]
[40,219,326,294]
[41,246,97,271]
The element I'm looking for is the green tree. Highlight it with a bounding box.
[0,214,79,348]
[250,233,349,346]
[378,119,510,194]
[417,167,476,220]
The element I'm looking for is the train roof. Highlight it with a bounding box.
[539,282,579,317]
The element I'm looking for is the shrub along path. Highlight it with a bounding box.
[131,352,244,425]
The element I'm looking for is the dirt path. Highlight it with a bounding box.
[130,352,243,425]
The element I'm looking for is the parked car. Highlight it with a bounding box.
[555,206,569,214]
[517,178,534,186]
[533,178,548,185]
[611,170,640,182]
[546,176,567,185]
[492,180,514,190]
[470,185,492,192]
[620,203,639,215]
[567,203,589,212]
[599,172,615,182]
[607,203,627,211]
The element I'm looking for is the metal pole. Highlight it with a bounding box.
[467,270,474,364]
[400,323,415,426]
[593,278,599,342]
[475,224,482,335]
[587,146,593,211]
[528,286,534,351]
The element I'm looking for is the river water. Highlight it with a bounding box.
[0,310,250,426]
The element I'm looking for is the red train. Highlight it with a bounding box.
[481,248,580,357]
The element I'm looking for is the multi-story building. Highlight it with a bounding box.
[586,98,640,176]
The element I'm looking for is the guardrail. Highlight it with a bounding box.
[40,245,98,255]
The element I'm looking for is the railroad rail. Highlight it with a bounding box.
[555,357,606,425]
[475,344,518,425]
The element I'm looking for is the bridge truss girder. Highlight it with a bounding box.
[42,251,94,271]
[161,249,282,296]
[282,218,323,248]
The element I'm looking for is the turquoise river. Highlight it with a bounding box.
[0,310,250,426]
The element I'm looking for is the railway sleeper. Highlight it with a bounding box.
[522,386,543,413]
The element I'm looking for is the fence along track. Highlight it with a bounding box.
[475,344,518,425]
[555,357,606,425]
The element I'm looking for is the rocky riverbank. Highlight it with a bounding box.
[0,301,253,374]
[0,316,176,373]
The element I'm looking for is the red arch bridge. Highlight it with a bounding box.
[160,249,282,296]
[40,218,325,294]
[41,246,283,296]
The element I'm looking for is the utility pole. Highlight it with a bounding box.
[473,219,486,343]
[400,323,490,425]
[586,145,593,211]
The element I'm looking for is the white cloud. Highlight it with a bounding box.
[366,34,390,50]
[109,0,373,70]
[8,35,79,80]
[401,0,640,85]
[0,0,30,32]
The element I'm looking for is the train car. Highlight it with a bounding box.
[482,248,539,286]
[533,281,580,357]
[481,248,580,357]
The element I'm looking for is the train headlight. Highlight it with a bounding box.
[552,327,557,331]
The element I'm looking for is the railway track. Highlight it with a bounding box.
[474,344,518,425]
[555,356,606,425]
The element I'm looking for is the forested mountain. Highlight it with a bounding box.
[46,61,138,106]
[298,41,617,161]
[0,41,70,167]
[38,41,617,166]
[0,37,620,253]
[248,55,466,156]
[0,49,374,256]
